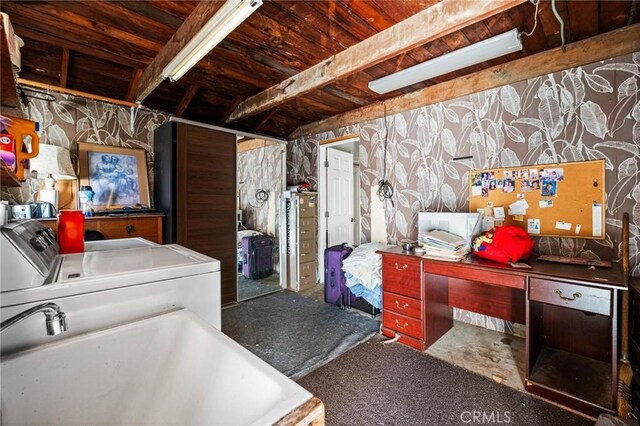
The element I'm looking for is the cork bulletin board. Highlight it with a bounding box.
[468,160,605,239]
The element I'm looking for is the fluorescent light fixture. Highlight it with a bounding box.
[368,29,523,94]
[162,0,262,82]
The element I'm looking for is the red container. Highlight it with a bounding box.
[57,210,84,254]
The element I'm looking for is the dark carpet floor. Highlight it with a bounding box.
[298,335,592,426]
[237,273,281,301]
[222,291,380,379]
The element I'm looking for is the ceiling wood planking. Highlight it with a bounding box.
[17,37,62,87]
[13,24,147,69]
[112,1,184,29]
[3,2,162,57]
[599,1,632,32]
[228,0,527,124]
[290,23,640,140]
[4,6,154,67]
[44,1,176,46]
[567,1,599,41]
[134,0,225,102]
[175,85,199,117]
[59,47,69,88]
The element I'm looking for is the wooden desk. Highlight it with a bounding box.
[38,213,164,244]
[378,247,625,418]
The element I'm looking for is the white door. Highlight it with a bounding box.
[326,148,354,246]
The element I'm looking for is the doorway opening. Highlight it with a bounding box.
[318,136,361,277]
[236,138,287,301]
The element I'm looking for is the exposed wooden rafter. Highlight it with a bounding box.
[59,48,70,88]
[175,85,199,117]
[134,1,225,102]
[17,78,140,108]
[289,23,640,140]
[125,68,143,102]
[226,0,527,124]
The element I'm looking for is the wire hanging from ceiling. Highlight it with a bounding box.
[376,102,394,208]
[250,139,270,208]
[520,0,540,38]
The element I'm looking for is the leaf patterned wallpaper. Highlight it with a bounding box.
[238,143,283,232]
[1,93,169,204]
[288,52,639,332]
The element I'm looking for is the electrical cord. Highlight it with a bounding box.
[377,102,394,208]
[249,140,270,208]
[521,0,540,38]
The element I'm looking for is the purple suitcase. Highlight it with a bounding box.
[324,243,356,309]
[242,235,274,279]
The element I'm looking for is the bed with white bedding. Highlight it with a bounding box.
[341,243,393,310]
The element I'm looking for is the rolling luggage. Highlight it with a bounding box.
[324,243,355,309]
[242,235,274,279]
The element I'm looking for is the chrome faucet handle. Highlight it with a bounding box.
[46,311,68,336]
[1,302,69,336]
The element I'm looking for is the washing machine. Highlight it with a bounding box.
[0,220,221,356]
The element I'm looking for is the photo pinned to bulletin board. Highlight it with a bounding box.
[469,160,605,239]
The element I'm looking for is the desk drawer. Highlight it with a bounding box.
[382,255,422,299]
[383,310,423,340]
[529,278,611,316]
[423,261,525,290]
[99,218,158,240]
[383,292,422,319]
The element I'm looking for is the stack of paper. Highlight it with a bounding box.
[420,229,469,262]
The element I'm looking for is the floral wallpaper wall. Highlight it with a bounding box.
[288,52,640,334]
[1,93,169,204]
[238,143,283,232]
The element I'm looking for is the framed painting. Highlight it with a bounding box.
[77,143,150,209]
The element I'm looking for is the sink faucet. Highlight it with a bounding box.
[1,302,68,336]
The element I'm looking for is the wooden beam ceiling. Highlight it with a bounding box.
[175,84,199,117]
[134,1,225,102]
[125,68,143,102]
[289,23,640,140]
[226,0,527,124]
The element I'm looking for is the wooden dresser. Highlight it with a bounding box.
[38,213,163,244]
[379,247,625,418]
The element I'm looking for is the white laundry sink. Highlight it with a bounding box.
[1,309,312,426]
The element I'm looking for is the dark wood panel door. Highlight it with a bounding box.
[176,123,237,305]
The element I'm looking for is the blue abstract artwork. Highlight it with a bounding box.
[88,152,140,206]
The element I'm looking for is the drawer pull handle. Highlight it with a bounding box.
[300,231,308,234]
[554,289,582,301]
[301,275,311,279]
[394,262,408,271]
[394,319,409,330]
[301,253,307,257]
[395,300,409,310]
[126,225,135,234]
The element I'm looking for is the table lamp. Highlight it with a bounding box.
[30,144,76,210]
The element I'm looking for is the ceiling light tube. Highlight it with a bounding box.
[163,0,262,82]
[368,29,523,94]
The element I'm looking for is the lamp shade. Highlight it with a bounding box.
[30,144,76,180]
